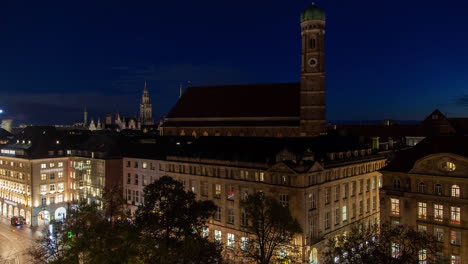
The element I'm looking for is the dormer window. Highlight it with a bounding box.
[442,161,456,172]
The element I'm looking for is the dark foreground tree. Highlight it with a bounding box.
[135,176,222,264]
[239,192,302,264]
[322,223,445,264]
[28,186,139,264]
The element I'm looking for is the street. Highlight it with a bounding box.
[0,217,43,264]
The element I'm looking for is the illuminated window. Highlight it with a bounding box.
[371,177,376,190]
[240,237,249,251]
[451,231,461,245]
[201,227,209,238]
[452,185,460,198]
[214,230,222,244]
[391,198,400,215]
[418,225,427,233]
[214,207,221,221]
[49,163,55,168]
[259,172,265,182]
[451,207,461,224]
[41,174,47,181]
[58,172,63,178]
[442,161,456,172]
[418,202,427,219]
[391,243,400,258]
[419,249,427,264]
[342,206,347,221]
[308,193,317,209]
[57,194,63,203]
[227,233,235,249]
[142,162,147,169]
[434,204,444,222]
[451,255,460,264]
[40,185,47,193]
[41,163,46,169]
[58,162,63,167]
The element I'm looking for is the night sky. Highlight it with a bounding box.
[1,0,468,125]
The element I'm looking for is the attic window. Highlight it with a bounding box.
[432,114,439,120]
[442,161,456,172]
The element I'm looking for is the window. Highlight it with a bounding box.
[214,230,222,244]
[371,177,376,190]
[351,203,356,219]
[391,243,400,258]
[393,179,401,191]
[41,174,47,181]
[451,255,460,264]
[309,38,316,49]
[442,161,456,172]
[342,206,347,222]
[41,163,46,169]
[334,185,340,201]
[241,211,248,226]
[334,208,340,225]
[351,181,356,196]
[279,194,289,207]
[50,184,55,192]
[57,194,63,203]
[58,162,63,167]
[451,231,461,245]
[227,233,235,249]
[142,176,148,186]
[359,179,364,193]
[372,196,377,210]
[40,185,47,193]
[58,183,64,192]
[126,161,131,167]
[134,161,138,168]
[240,237,249,251]
[434,204,444,222]
[366,198,370,213]
[391,198,400,216]
[227,208,234,224]
[202,227,209,238]
[325,212,330,229]
[127,173,131,184]
[418,182,426,193]
[142,162,148,169]
[41,197,47,206]
[359,200,363,215]
[58,172,63,178]
[325,188,330,204]
[418,202,427,219]
[366,179,370,192]
[134,174,139,185]
[434,184,443,195]
[418,249,427,264]
[418,225,427,233]
[50,173,55,180]
[452,185,460,198]
[259,172,265,182]
[434,228,444,242]
[201,182,208,196]
[451,207,461,224]
[227,185,235,201]
[214,207,221,221]
[49,163,55,168]
[308,193,316,210]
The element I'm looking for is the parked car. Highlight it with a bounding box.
[10,216,26,226]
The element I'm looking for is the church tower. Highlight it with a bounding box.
[139,82,154,125]
[299,4,326,136]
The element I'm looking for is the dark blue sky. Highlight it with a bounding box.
[1,0,468,125]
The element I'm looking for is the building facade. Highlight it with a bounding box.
[381,136,468,264]
[123,136,385,263]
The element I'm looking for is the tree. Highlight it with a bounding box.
[28,186,139,264]
[322,223,445,264]
[239,192,302,264]
[134,176,222,264]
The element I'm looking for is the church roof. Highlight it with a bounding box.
[165,83,300,119]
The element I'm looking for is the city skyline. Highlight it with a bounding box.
[1,0,468,124]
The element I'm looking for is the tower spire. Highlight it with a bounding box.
[179,83,183,98]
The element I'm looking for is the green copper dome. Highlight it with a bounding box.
[300,5,326,22]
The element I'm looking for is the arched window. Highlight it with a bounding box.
[393,179,401,191]
[418,182,426,193]
[452,185,460,198]
[226,131,232,137]
[310,248,318,264]
[191,131,197,137]
[202,131,209,137]
[434,184,443,196]
[180,130,186,136]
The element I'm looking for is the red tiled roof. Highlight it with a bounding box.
[166,83,300,119]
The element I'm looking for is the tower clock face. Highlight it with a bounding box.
[308,58,318,67]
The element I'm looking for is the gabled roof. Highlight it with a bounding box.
[166,83,300,119]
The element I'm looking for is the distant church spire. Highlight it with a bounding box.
[84,105,88,126]
[140,81,154,126]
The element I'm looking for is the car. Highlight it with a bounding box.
[10,216,26,226]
